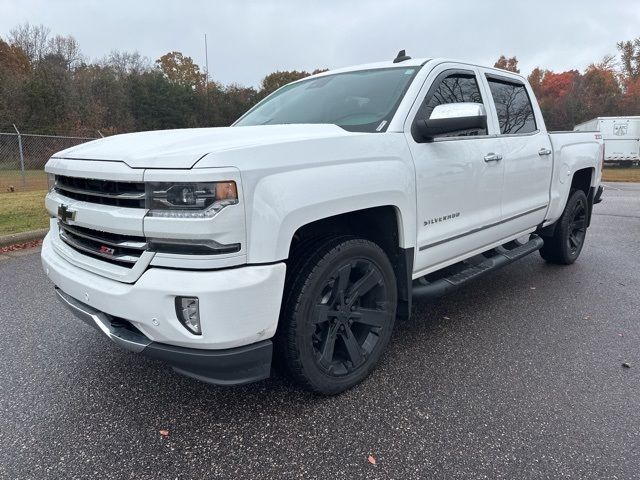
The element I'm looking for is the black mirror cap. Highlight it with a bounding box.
[414,114,487,142]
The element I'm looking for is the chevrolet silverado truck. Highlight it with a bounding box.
[42,52,604,395]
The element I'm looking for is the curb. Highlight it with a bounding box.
[0,229,48,248]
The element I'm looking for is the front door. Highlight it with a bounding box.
[405,65,504,276]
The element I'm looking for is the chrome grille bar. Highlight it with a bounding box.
[54,175,146,208]
[59,231,139,264]
[56,183,146,200]
[59,223,148,250]
[57,222,147,267]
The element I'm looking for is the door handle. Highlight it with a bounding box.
[484,153,503,162]
[538,148,552,156]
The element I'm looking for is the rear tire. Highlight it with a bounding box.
[278,236,397,395]
[539,189,588,265]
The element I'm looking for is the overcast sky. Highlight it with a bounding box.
[1,0,638,86]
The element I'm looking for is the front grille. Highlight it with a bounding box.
[58,222,148,267]
[55,175,146,208]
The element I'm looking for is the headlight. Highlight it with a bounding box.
[146,181,238,218]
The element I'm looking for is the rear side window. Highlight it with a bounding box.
[419,73,487,137]
[487,78,537,134]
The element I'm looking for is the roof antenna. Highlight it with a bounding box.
[393,49,411,63]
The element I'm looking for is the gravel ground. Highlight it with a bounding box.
[1,183,639,479]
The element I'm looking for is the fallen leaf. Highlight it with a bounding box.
[159,429,169,437]
[0,239,43,254]
[367,455,376,465]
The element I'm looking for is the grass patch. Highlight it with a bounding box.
[602,167,640,183]
[0,170,48,193]
[0,190,49,236]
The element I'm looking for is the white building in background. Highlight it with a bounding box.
[574,117,640,166]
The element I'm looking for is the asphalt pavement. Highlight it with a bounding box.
[1,183,639,479]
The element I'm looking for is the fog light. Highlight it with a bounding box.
[175,296,201,335]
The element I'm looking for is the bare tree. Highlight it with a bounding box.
[8,22,51,63]
[102,50,151,77]
[47,34,83,71]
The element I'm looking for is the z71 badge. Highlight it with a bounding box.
[424,212,460,226]
[99,245,115,256]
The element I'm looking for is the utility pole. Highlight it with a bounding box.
[204,34,210,105]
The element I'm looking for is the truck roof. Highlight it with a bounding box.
[306,57,528,82]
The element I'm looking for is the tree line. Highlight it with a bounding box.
[0,23,325,136]
[0,22,638,136]
[496,45,639,130]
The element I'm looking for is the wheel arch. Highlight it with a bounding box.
[287,206,414,319]
[540,166,596,238]
[570,167,596,228]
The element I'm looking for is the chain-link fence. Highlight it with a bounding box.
[0,130,97,193]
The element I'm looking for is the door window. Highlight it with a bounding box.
[486,77,537,134]
[416,73,487,137]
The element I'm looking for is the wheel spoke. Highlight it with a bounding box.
[341,326,364,366]
[312,304,332,324]
[350,307,387,328]
[572,219,586,230]
[318,323,340,367]
[329,263,352,304]
[346,268,381,305]
[569,234,578,248]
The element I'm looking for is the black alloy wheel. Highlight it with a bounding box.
[312,258,390,376]
[279,237,397,395]
[539,189,589,265]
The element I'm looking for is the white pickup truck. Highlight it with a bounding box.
[42,52,604,394]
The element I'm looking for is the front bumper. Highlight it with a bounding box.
[42,232,287,384]
[56,288,272,385]
[42,233,286,350]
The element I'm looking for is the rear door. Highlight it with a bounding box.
[405,64,504,276]
[481,71,552,235]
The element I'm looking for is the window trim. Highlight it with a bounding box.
[484,73,538,136]
[411,68,490,142]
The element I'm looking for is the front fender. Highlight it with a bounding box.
[246,159,415,263]
[195,133,417,264]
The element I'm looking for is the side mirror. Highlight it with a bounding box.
[415,103,487,141]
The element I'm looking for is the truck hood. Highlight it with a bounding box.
[53,124,356,169]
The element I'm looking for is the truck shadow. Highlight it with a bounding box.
[60,255,571,429]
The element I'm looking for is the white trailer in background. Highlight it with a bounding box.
[574,117,640,166]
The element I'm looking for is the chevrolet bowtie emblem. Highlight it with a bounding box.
[57,204,76,223]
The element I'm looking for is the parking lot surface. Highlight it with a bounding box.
[1,183,639,479]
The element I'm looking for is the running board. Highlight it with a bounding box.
[412,235,544,301]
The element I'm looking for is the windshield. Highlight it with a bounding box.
[234,67,419,132]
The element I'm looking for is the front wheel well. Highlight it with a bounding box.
[287,206,413,318]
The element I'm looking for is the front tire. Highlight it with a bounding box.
[539,189,589,265]
[279,237,397,395]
